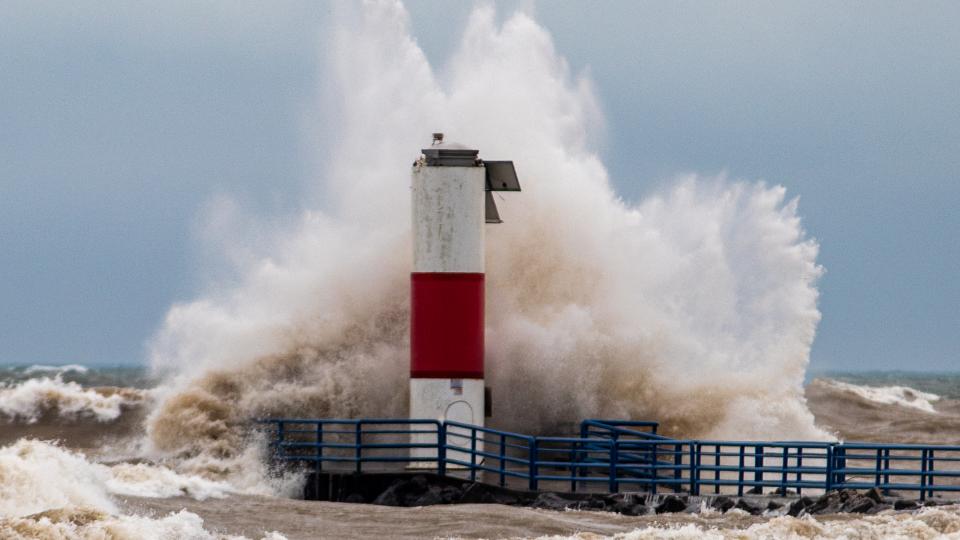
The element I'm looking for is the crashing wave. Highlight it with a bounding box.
[22,364,89,376]
[143,1,826,487]
[0,375,146,423]
[0,439,231,518]
[820,379,940,414]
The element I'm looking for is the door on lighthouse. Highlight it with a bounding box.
[445,400,479,465]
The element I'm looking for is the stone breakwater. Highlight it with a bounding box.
[305,473,949,517]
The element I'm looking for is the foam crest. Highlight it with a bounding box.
[22,364,89,376]
[823,379,941,413]
[0,439,117,518]
[0,507,287,540]
[529,505,960,539]
[0,440,234,520]
[145,0,826,484]
[0,375,145,423]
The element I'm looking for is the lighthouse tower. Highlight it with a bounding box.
[410,134,519,459]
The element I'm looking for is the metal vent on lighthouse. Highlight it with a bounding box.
[421,133,521,224]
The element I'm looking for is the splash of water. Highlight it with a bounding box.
[145,0,826,484]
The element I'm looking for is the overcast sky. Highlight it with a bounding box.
[1,1,957,371]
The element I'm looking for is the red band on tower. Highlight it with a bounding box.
[410,272,484,378]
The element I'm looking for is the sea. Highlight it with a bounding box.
[1,364,959,539]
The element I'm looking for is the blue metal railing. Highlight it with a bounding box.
[257,417,960,500]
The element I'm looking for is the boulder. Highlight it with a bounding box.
[655,495,688,514]
[621,503,650,516]
[532,492,572,511]
[415,490,443,506]
[787,496,814,517]
[766,501,784,512]
[371,481,405,506]
[864,487,884,504]
[894,499,919,511]
[805,492,842,515]
[734,499,762,515]
[842,496,875,513]
[710,496,735,513]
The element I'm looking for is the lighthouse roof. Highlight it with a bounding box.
[422,133,479,166]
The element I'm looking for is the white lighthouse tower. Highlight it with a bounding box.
[409,133,520,461]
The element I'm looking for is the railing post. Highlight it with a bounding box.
[316,422,324,473]
[755,445,764,489]
[737,445,746,497]
[780,447,789,494]
[714,445,721,495]
[689,444,699,496]
[651,441,658,493]
[529,438,539,491]
[796,447,804,495]
[609,440,620,493]
[569,440,577,493]
[355,422,362,474]
[919,449,928,502]
[470,427,477,483]
[500,434,507,488]
[928,450,936,498]
[825,445,834,492]
[874,448,882,488]
[437,422,446,477]
[840,446,848,486]
[672,444,682,493]
[883,448,890,493]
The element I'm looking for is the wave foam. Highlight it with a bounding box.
[22,364,89,376]
[0,507,287,540]
[0,440,231,519]
[0,375,145,423]
[532,505,960,539]
[823,379,940,413]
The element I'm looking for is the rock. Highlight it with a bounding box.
[710,496,735,513]
[864,487,884,504]
[342,492,366,503]
[609,495,638,515]
[532,492,572,511]
[766,501,784,511]
[655,495,688,514]
[746,486,764,495]
[372,481,404,506]
[621,503,649,516]
[894,499,919,511]
[437,486,462,504]
[734,499,761,515]
[843,496,875,513]
[413,485,448,506]
[806,492,842,515]
[787,496,814,517]
[371,477,431,507]
[572,496,607,511]
[771,488,796,496]
[410,475,429,490]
